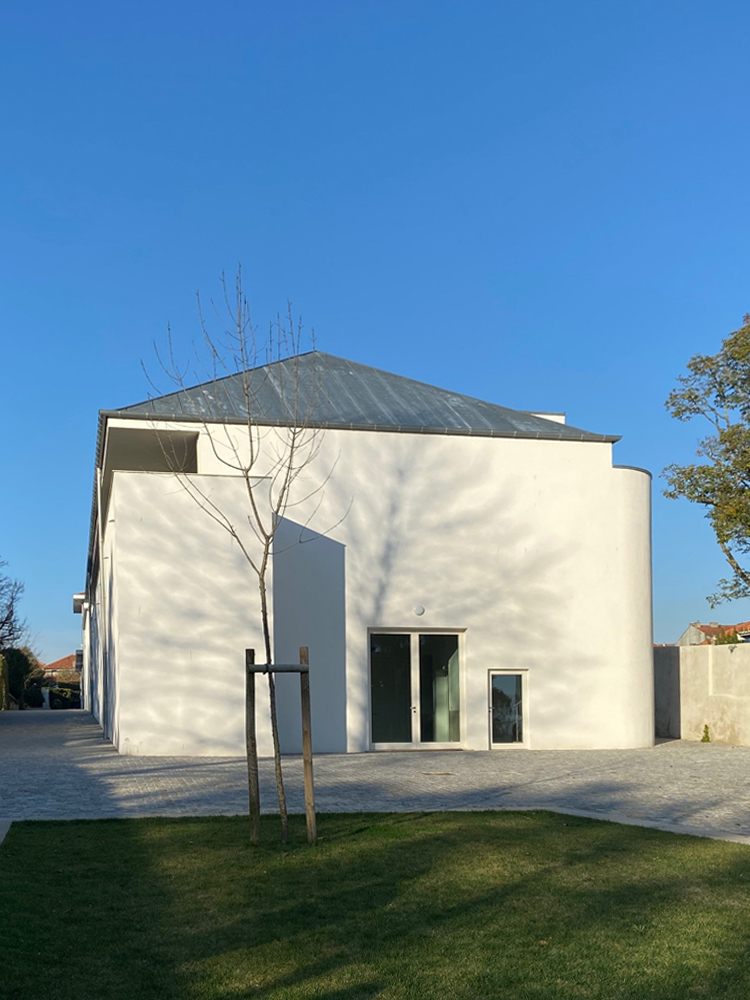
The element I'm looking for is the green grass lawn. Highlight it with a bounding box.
[1,812,748,999]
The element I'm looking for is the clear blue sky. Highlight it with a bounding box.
[2,1,749,659]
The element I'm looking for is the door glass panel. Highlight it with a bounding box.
[491,674,523,743]
[370,634,412,743]
[419,634,460,742]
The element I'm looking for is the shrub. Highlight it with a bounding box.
[715,632,740,645]
[23,684,43,708]
[49,686,81,710]
[4,647,43,702]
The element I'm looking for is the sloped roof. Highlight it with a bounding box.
[691,621,750,643]
[111,352,617,443]
[44,654,78,673]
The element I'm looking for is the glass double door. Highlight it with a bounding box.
[370,632,461,747]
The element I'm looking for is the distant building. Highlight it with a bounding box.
[42,653,82,682]
[677,621,750,645]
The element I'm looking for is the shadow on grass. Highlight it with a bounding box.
[2,811,749,1000]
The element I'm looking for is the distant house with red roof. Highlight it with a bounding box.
[43,652,82,682]
[677,621,750,646]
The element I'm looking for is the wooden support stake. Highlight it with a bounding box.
[299,646,316,844]
[245,648,261,845]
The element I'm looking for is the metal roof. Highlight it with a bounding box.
[84,352,619,590]
[111,351,618,443]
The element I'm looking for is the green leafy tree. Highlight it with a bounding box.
[4,647,44,705]
[664,315,750,605]
[714,631,740,645]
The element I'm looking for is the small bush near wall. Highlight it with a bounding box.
[23,686,43,707]
[49,685,81,710]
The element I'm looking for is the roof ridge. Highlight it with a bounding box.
[120,349,321,412]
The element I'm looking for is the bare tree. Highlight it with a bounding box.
[0,559,25,652]
[146,269,337,842]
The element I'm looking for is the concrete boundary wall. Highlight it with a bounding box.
[654,644,750,746]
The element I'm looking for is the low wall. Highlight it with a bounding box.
[654,643,750,745]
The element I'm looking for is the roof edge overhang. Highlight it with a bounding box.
[84,411,109,589]
[612,463,652,478]
[99,408,621,444]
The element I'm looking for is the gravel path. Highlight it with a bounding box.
[1,711,748,844]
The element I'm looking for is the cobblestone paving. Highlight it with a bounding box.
[1,711,748,843]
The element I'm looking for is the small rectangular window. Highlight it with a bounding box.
[490,673,524,744]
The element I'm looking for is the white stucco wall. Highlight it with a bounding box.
[272,516,347,754]
[654,643,750,745]
[92,418,653,755]
[83,516,118,736]
[269,428,653,751]
[107,470,273,755]
[83,502,123,744]
[82,581,101,720]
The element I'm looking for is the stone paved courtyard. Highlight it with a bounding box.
[1,711,748,843]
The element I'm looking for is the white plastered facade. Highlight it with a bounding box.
[80,414,654,756]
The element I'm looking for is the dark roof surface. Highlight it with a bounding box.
[112,351,617,443]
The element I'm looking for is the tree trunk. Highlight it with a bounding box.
[259,577,289,843]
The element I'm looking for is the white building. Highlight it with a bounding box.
[77,352,653,756]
